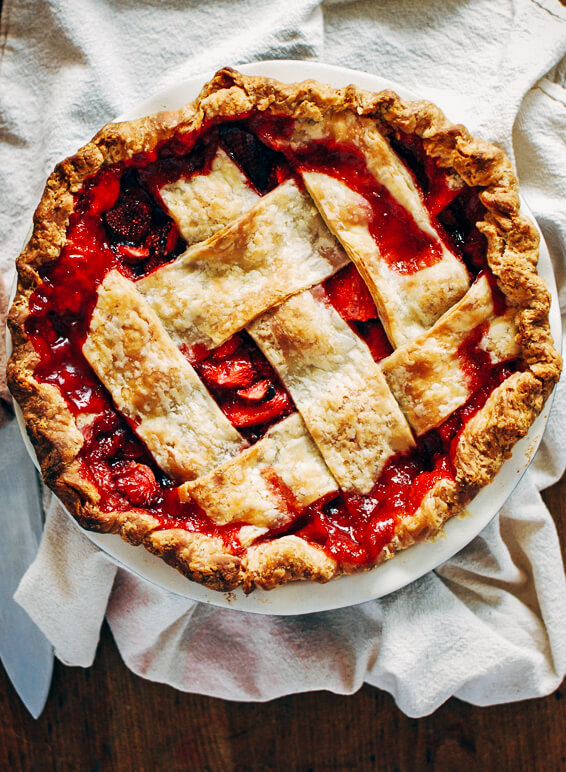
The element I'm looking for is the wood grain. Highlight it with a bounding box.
[1,473,565,772]
[0,0,563,753]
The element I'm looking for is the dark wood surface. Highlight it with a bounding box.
[1,474,565,771]
[1,1,564,767]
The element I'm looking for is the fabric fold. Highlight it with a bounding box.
[3,0,566,715]
[14,501,117,667]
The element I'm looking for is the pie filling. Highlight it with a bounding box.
[190,331,295,443]
[24,113,518,565]
[279,139,444,275]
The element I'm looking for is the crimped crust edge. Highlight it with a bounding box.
[7,68,561,594]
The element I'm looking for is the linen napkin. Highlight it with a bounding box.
[2,0,566,716]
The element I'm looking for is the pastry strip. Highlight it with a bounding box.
[180,413,339,529]
[160,147,260,245]
[136,179,349,351]
[83,270,246,482]
[248,289,416,494]
[380,275,519,435]
[266,111,469,347]
[302,170,469,348]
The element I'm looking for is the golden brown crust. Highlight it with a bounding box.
[136,178,348,350]
[7,67,561,594]
[247,288,416,494]
[381,275,505,436]
[144,530,244,591]
[243,535,338,592]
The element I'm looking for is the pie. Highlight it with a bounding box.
[7,68,561,593]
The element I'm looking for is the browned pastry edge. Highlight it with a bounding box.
[0,273,14,428]
[7,68,562,594]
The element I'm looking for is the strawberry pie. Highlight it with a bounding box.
[8,69,561,592]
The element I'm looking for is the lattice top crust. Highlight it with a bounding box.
[8,69,561,592]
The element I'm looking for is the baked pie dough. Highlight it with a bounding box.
[160,147,260,245]
[7,68,561,593]
[248,288,415,493]
[380,274,520,436]
[83,269,247,481]
[179,412,338,529]
[137,179,348,350]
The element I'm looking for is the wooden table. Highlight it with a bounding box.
[1,476,564,771]
[0,1,564,765]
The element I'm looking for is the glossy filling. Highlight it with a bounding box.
[25,115,516,564]
[280,139,445,275]
[323,263,393,363]
[189,332,295,444]
[389,130,489,274]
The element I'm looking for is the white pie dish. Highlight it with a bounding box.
[8,60,562,615]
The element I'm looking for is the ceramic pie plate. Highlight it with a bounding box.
[8,60,561,615]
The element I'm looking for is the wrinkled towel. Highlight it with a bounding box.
[2,0,566,716]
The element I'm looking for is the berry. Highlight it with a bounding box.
[105,189,152,243]
[113,461,158,506]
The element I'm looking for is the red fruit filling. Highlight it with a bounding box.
[437,187,489,273]
[23,112,513,563]
[219,124,291,194]
[253,137,448,275]
[388,130,462,217]
[323,263,393,362]
[296,455,451,565]
[79,407,246,548]
[388,127,489,277]
[192,332,295,443]
[325,263,378,322]
[456,273,508,392]
[136,135,216,197]
[137,123,293,202]
[355,320,394,362]
[105,187,153,243]
[292,362,515,564]
[237,378,272,401]
[112,461,159,506]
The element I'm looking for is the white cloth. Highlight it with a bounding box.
[3,0,566,716]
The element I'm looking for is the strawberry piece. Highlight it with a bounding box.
[165,222,180,254]
[113,461,158,506]
[211,335,242,361]
[222,391,293,427]
[117,244,150,262]
[87,170,121,216]
[355,319,392,362]
[199,358,255,389]
[144,221,179,259]
[87,427,125,461]
[105,189,153,243]
[237,379,272,401]
[325,264,378,322]
[219,125,282,194]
